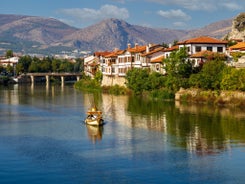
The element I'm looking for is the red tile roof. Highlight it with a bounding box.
[229,42,245,50]
[151,56,164,63]
[127,45,146,53]
[104,50,125,57]
[164,45,179,52]
[141,47,165,56]
[178,36,228,45]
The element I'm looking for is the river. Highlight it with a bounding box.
[0,84,245,184]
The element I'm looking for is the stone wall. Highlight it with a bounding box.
[101,75,126,87]
[175,88,245,107]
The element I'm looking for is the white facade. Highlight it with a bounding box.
[179,43,226,55]
[0,57,19,67]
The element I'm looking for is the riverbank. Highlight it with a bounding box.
[175,88,245,108]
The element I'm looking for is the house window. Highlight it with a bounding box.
[195,46,201,52]
[217,47,223,52]
[112,67,115,73]
[207,46,212,51]
[187,47,190,52]
[156,64,160,71]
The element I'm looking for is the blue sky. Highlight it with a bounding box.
[1,0,244,29]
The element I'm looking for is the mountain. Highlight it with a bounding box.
[0,14,233,55]
[182,19,233,40]
[62,18,189,51]
[0,14,78,54]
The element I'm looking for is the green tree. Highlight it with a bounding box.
[39,58,52,72]
[74,58,84,72]
[147,71,165,90]
[94,71,103,84]
[59,60,74,72]
[28,61,39,72]
[51,59,61,72]
[6,64,14,75]
[17,55,32,73]
[163,47,192,91]
[125,68,150,95]
[221,68,245,91]
[5,50,13,58]
[190,60,227,90]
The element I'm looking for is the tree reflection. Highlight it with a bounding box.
[126,96,245,155]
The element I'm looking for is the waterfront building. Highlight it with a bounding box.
[84,36,231,86]
[177,36,228,67]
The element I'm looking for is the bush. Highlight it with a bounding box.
[150,88,175,100]
[74,78,101,92]
[221,68,245,91]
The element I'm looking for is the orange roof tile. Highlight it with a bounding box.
[151,56,164,63]
[141,47,165,56]
[229,42,245,50]
[178,36,228,45]
[127,45,146,53]
[104,49,124,57]
[164,45,179,52]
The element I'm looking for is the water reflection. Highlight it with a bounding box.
[81,92,245,156]
[1,85,245,156]
[86,125,103,143]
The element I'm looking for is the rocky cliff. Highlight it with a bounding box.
[227,13,245,41]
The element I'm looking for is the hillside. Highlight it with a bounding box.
[62,18,189,51]
[0,14,233,55]
[0,14,78,54]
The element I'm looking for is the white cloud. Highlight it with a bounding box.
[173,22,187,27]
[157,9,191,21]
[147,0,218,11]
[221,2,242,10]
[59,4,129,23]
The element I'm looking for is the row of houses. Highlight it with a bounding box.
[1,36,245,80]
[84,36,245,84]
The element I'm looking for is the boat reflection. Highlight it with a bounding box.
[86,125,104,143]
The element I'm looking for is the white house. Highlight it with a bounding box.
[178,36,228,67]
[0,57,19,67]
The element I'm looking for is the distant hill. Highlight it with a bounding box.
[0,14,78,55]
[0,14,233,55]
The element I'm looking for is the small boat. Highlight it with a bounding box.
[84,106,104,126]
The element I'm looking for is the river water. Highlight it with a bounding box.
[0,84,245,184]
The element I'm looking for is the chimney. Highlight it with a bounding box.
[135,43,138,48]
[127,43,131,49]
[146,43,152,53]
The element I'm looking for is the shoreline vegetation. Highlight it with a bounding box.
[74,47,245,108]
[74,78,245,108]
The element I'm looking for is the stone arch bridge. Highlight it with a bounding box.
[25,73,83,85]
